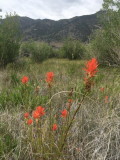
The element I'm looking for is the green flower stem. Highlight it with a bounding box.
[59,93,87,153]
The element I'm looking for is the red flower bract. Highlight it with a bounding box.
[24,112,29,118]
[46,72,54,83]
[100,87,104,92]
[21,76,29,84]
[52,124,58,131]
[32,110,40,119]
[27,119,33,125]
[36,106,45,116]
[61,109,68,118]
[105,96,108,103]
[83,58,98,92]
[83,58,98,77]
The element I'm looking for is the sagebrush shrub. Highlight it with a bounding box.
[62,38,85,60]
[31,42,53,63]
[20,41,33,56]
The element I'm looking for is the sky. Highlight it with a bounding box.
[0,0,103,20]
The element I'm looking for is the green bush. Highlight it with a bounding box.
[0,13,21,67]
[83,43,94,60]
[62,38,85,60]
[90,29,120,66]
[48,49,59,58]
[20,41,33,56]
[31,42,53,63]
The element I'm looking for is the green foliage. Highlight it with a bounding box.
[48,49,60,58]
[20,41,33,56]
[62,38,85,60]
[0,13,21,66]
[0,124,17,157]
[30,42,53,63]
[0,78,49,110]
[82,43,94,60]
[90,0,120,66]
[90,29,119,65]
[20,41,62,59]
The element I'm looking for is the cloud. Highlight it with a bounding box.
[0,0,103,20]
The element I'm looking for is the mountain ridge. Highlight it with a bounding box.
[19,11,102,42]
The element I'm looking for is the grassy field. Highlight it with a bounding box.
[0,58,120,160]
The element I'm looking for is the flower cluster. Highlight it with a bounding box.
[100,87,104,92]
[33,106,45,119]
[27,119,33,125]
[61,109,68,118]
[24,112,29,118]
[24,107,68,130]
[83,58,98,91]
[24,106,45,125]
[21,76,29,84]
[52,109,68,131]
[83,58,98,78]
[46,72,54,87]
[105,96,108,103]
[52,124,58,131]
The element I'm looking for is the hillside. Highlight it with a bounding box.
[19,11,101,42]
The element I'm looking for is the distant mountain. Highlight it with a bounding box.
[19,11,102,42]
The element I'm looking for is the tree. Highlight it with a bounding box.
[0,13,21,66]
[91,0,120,65]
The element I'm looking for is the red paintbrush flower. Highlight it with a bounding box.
[52,124,58,131]
[100,87,105,92]
[61,109,68,118]
[21,76,29,84]
[36,106,45,116]
[83,58,98,77]
[32,110,40,119]
[27,119,33,125]
[24,112,29,119]
[83,58,98,91]
[46,72,54,83]
[105,96,108,103]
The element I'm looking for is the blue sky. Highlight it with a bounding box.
[0,0,103,20]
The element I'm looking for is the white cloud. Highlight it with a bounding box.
[0,0,103,20]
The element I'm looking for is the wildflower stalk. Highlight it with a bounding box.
[48,87,53,153]
[49,87,52,124]
[45,72,54,130]
[59,92,87,153]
